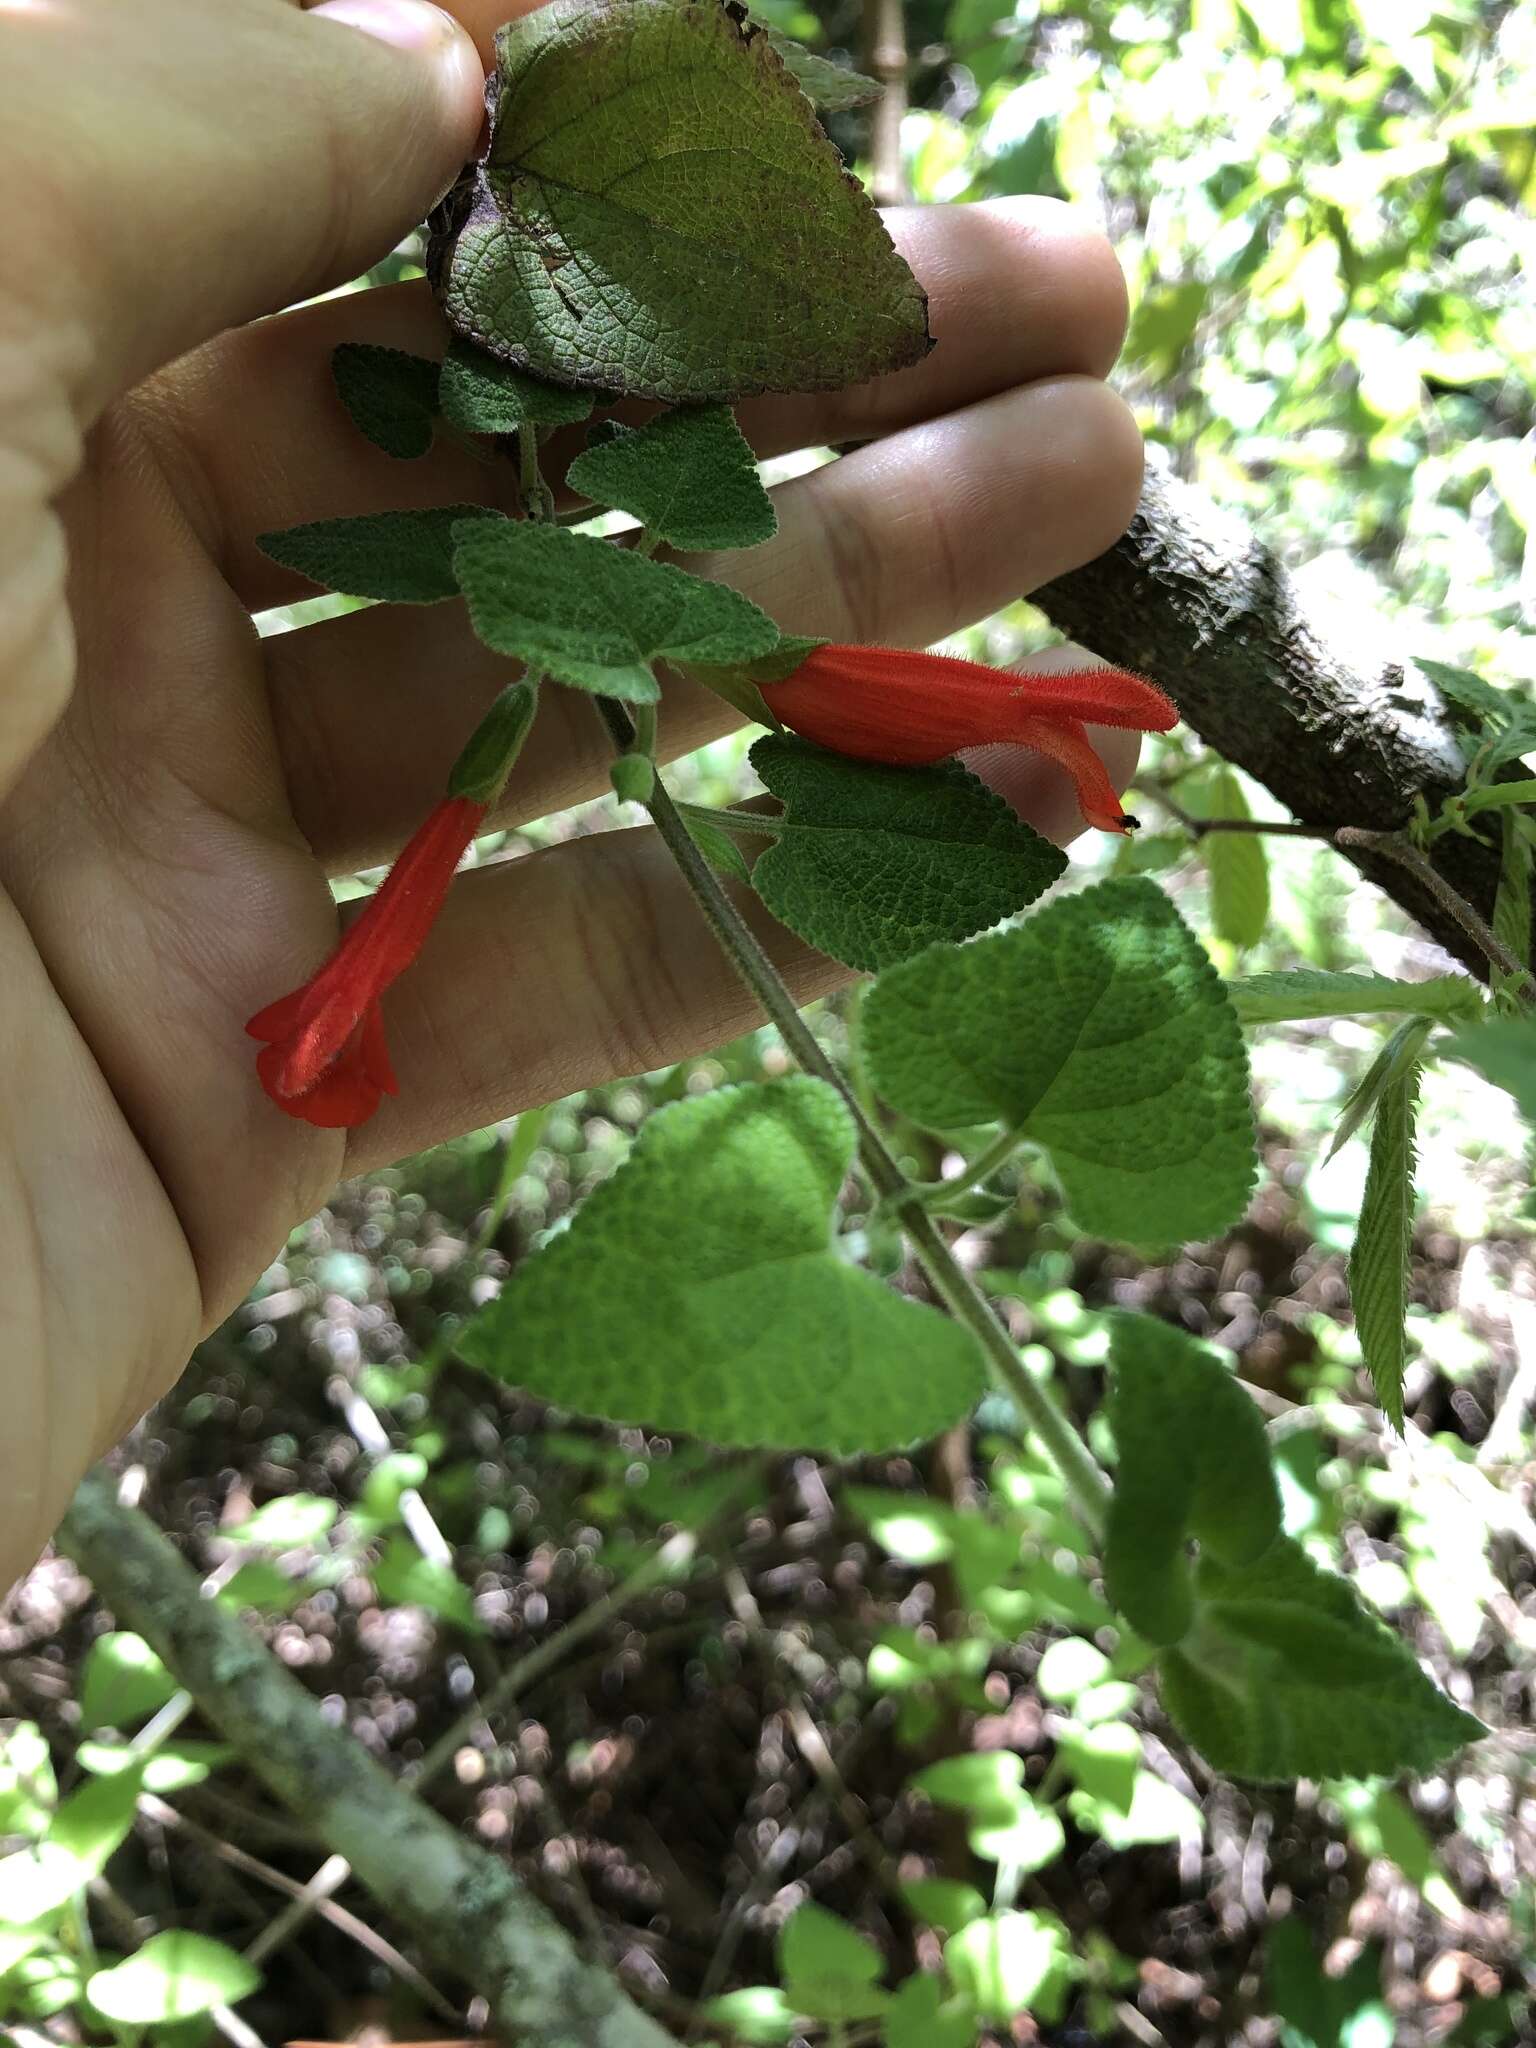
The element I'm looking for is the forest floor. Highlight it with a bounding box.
[4,1096,1535,2048]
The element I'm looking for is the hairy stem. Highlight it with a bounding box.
[597,694,1111,1538]
[1336,827,1536,1002]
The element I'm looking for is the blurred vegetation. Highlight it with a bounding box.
[4,1,1536,2044]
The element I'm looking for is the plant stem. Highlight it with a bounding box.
[1336,826,1536,1002]
[597,693,1111,1538]
[954,1122,1027,1191]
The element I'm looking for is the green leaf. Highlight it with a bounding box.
[1494,810,1534,971]
[565,404,776,551]
[459,1077,986,1452]
[370,1535,487,1634]
[1070,1769,1203,1849]
[945,1911,1072,2026]
[1104,1314,1282,1647]
[1444,1013,1536,1125]
[749,737,1067,972]
[1414,657,1516,726]
[331,343,440,459]
[1190,767,1270,948]
[758,21,882,109]
[701,1987,796,2044]
[1325,1014,1431,1163]
[88,1933,259,2026]
[0,1723,55,1838]
[1349,1053,1421,1429]
[685,813,754,886]
[79,1634,179,1733]
[453,519,779,701]
[1125,279,1209,369]
[0,1763,146,1922]
[885,1972,977,2048]
[898,1878,987,1935]
[863,879,1257,1246]
[258,506,504,604]
[1159,1534,1483,1781]
[224,1493,338,1548]
[439,337,596,432]
[433,0,931,402]
[778,1903,886,2022]
[1266,1920,1390,2048]
[1227,970,1482,1027]
[77,1741,231,1796]
[1054,1720,1139,1812]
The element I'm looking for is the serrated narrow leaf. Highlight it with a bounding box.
[1226,970,1483,1026]
[430,0,931,402]
[759,21,883,108]
[1104,1314,1281,1647]
[863,879,1257,1246]
[1159,1535,1482,1781]
[439,338,596,433]
[565,404,776,551]
[453,519,780,701]
[1493,810,1534,970]
[749,736,1066,971]
[1325,1015,1430,1163]
[459,1077,987,1452]
[1414,657,1517,726]
[332,343,440,458]
[258,506,504,604]
[1348,1055,1421,1429]
[1190,767,1269,948]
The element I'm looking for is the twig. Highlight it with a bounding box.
[329,1378,454,1568]
[1335,827,1536,1000]
[410,1522,706,1791]
[59,1472,677,2048]
[864,0,909,207]
[139,1797,459,2020]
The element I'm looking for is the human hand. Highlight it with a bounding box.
[0,0,1141,1589]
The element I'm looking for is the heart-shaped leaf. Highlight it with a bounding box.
[459,1077,986,1451]
[863,878,1256,1246]
[431,0,931,401]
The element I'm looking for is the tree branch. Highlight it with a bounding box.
[58,1473,676,2048]
[1034,465,1520,977]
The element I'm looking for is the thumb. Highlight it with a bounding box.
[40,0,483,422]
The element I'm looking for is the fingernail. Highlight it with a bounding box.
[310,0,461,53]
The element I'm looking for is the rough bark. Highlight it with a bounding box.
[1035,465,1511,978]
[59,1474,676,2048]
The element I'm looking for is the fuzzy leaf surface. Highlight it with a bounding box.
[749,737,1066,971]
[258,506,503,604]
[1104,1314,1281,1646]
[759,22,882,108]
[1160,1535,1483,1781]
[565,404,776,550]
[453,519,779,701]
[460,1078,986,1451]
[332,343,440,458]
[863,879,1256,1245]
[432,0,931,400]
[439,338,596,431]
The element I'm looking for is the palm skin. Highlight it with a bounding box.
[0,0,1144,1590]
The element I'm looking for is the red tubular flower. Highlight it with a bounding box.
[761,644,1178,834]
[247,795,487,1129]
